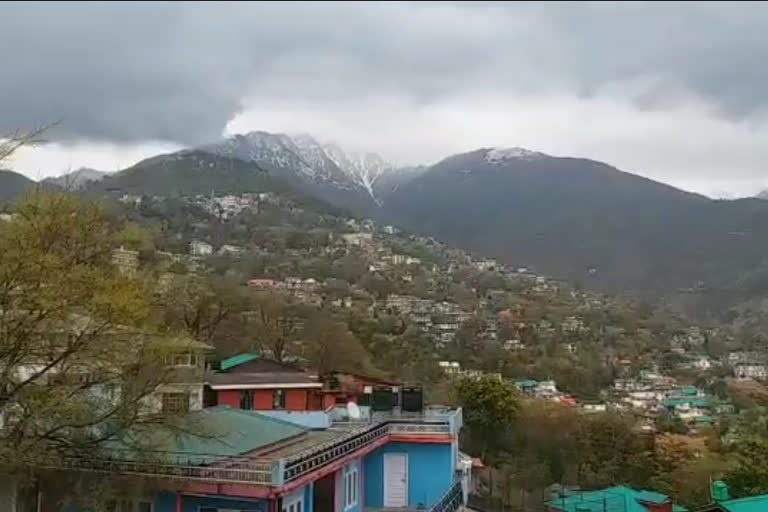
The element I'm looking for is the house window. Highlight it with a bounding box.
[164,352,199,367]
[281,495,304,512]
[240,390,254,410]
[344,467,359,509]
[136,502,153,512]
[161,392,190,414]
[273,389,286,410]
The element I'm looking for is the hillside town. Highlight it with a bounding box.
[7,167,768,512]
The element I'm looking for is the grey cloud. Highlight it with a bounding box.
[2,1,768,144]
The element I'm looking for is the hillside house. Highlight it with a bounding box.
[734,362,768,379]
[661,396,712,422]
[189,240,213,256]
[546,485,685,512]
[342,232,374,247]
[438,361,462,376]
[219,244,245,256]
[209,354,329,417]
[248,278,278,288]
[111,246,140,276]
[727,351,764,367]
[24,403,466,512]
[144,337,215,415]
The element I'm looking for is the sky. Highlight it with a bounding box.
[3,1,768,198]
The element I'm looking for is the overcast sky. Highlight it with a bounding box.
[3,1,768,197]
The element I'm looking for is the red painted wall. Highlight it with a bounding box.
[642,502,673,512]
[215,388,319,410]
[323,394,336,409]
[254,390,273,410]
[218,390,240,408]
[286,390,307,410]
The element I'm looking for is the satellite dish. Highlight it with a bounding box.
[347,401,361,420]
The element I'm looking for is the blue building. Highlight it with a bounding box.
[39,405,465,512]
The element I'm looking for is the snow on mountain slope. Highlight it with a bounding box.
[205,131,401,202]
[485,147,545,163]
[321,143,394,203]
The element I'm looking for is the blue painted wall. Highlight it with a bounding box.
[342,459,362,512]
[304,482,314,512]
[363,442,453,509]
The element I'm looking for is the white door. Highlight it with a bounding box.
[384,453,408,507]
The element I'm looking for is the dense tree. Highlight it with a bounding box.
[301,313,372,375]
[161,275,244,346]
[0,192,181,469]
[457,376,519,462]
[725,437,768,497]
[246,291,308,362]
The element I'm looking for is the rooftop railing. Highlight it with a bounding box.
[51,451,275,485]
[55,408,461,488]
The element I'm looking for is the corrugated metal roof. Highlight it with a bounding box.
[109,406,307,464]
[661,397,711,408]
[220,353,261,370]
[546,486,687,512]
[721,495,768,512]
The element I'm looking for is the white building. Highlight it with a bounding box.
[189,240,213,256]
[218,244,245,256]
[692,356,712,370]
[502,339,524,351]
[438,361,461,376]
[735,363,768,380]
[341,233,373,247]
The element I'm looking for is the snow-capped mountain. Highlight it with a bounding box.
[484,147,545,163]
[202,131,405,208]
[44,167,108,189]
[321,143,394,203]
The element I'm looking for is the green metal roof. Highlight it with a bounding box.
[515,379,539,388]
[679,386,699,396]
[108,406,307,464]
[545,486,687,512]
[220,353,260,371]
[720,494,768,512]
[661,397,711,409]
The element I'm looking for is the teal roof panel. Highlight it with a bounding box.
[220,353,260,371]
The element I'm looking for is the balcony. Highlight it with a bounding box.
[52,407,462,489]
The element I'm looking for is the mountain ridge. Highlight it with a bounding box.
[0,169,38,201]
[43,167,108,190]
[7,131,768,315]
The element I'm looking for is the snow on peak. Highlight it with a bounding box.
[207,131,397,201]
[485,147,543,163]
[322,143,394,202]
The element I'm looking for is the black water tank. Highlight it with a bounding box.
[372,386,395,411]
[401,387,423,412]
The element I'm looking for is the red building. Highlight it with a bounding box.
[209,354,330,411]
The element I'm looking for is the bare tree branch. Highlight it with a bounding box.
[0,122,58,164]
